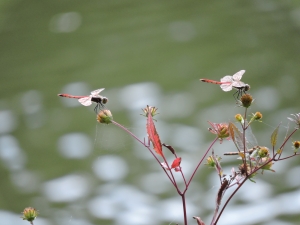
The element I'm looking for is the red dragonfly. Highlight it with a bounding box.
[200,70,250,98]
[58,88,108,113]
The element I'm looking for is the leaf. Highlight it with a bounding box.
[171,157,181,168]
[193,216,206,225]
[147,113,163,157]
[162,143,176,155]
[271,124,280,147]
[217,179,229,206]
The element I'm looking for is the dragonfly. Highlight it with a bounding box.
[224,122,258,157]
[58,88,108,113]
[224,146,260,156]
[200,70,250,99]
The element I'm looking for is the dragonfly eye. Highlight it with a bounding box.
[244,84,250,92]
[102,97,108,104]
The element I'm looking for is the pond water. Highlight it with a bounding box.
[1,1,300,225]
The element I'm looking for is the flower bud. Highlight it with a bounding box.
[240,94,253,108]
[218,124,230,139]
[97,110,113,124]
[257,146,269,158]
[235,114,244,124]
[206,156,216,168]
[292,141,300,152]
[141,105,159,118]
[254,112,263,120]
[21,207,38,222]
[208,122,230,140]
[293,141,300,149]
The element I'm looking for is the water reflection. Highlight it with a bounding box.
[58,133,92,159]
[169,21,197,42]
[92,155,128,181]
[88,184,159,225]
[0,110,17,134]
[21,90,45,129]
[1,1,300,224]
[49,12,82,33]
[119,82,161,110]
[253,86,280,111]
[11,170,39,193]
[43,174,91,202]
[0,135,26,171]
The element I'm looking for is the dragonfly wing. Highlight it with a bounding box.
[232,80,246,88]
[91,88,105,97]
[233,126,245,151]
[78,97,92,106]
[219,76,233,91]
[220,75,233,83]
[245,123,258,147]
[220,84,233,91]
[232,70,245,81]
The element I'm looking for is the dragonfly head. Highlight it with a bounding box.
[244,84,250,92]
[102,97,108,104]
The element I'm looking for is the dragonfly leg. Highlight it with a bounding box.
[94,103,105,114]
[232,90,240,101]
[94,105,98,114]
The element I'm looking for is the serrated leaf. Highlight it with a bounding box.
[147,113,163,157]
[271,124,280,147]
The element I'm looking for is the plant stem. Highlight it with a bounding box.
[185,137,219,193]
[181,194,188,225]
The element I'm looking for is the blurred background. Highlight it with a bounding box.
[1,1,300,225]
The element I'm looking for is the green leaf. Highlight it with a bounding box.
[271,124,280,147]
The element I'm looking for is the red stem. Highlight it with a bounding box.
[181,194,188,225]
[185,137,219,193]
